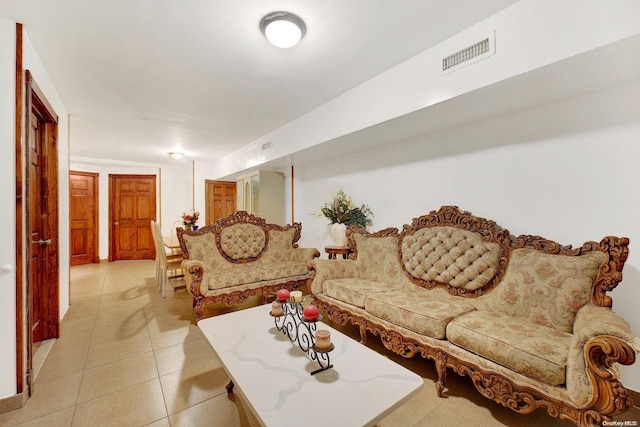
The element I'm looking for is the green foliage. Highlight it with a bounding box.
[321,190,373,228]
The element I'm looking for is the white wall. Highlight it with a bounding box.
[0,21,71,400]
[70,159,193,258]
[209,0,640,178]
[0,17,17,400]
[296,81,640,391]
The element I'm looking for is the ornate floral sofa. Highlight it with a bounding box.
[309,206,639,426]
[178,211,320,320]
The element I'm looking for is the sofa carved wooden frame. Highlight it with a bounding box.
[313,206,635,427]
[178,211,319,320]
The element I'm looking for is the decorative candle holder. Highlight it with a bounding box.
[272,298,333,375]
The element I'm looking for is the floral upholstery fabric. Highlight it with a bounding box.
[485,249,606,333]
[205,264,264,290]
[309,259,359,295]
[401,226,501,290]
[447,311,571,385]
[181,232,227,270]
[260,262,310,281]
[353,234,409,288]
[219,224,266,260]
[260,229,295,263]
[323,278,400,308]
[366,288,476,339]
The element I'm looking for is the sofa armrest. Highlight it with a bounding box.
[309,259,359,296]
[566,304,639,411]
[181,259,208,298]
[290,247,321,262]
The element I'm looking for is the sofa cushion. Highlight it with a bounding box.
[353,234,408,287]
[447,311,571,385]
[181,232,227,270]
[365,288,476,339]
[206,265,264,290]
[260,262,310,281]
[401,226,501,290]
[219,223,266,260]
[324,278,401,308]
[486,249,607,333]
[260,228,296,263]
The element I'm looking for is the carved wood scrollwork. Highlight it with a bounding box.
[317,301,634,426]
[585,336,635,415]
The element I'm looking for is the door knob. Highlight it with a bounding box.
[32,239,52,246]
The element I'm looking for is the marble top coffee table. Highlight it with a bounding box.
[198,303,423,427]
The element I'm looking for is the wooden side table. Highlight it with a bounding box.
[325,245,350,260]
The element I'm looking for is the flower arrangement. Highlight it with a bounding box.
[321,190,373,228]
[182,210,200,228]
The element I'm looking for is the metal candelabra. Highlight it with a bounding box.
[272,299,333,375]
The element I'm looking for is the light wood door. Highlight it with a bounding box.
[70,171,99,265]
[109,175,156,261]
[205,180,236,225]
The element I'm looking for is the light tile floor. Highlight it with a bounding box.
[0,260,637,426]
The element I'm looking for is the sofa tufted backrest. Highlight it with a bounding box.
[219,223,266,260]
[401,226,501,291]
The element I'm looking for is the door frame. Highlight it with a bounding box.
[22,70,60,395]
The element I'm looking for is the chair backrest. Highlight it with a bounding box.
[170,219,183,239]
[152,221,169,265]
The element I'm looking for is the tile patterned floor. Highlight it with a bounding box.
[0,260,637,426]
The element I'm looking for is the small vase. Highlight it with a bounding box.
[331,223,347,247]
[193,225,199,231]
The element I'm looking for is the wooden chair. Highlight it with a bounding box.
[150,220,183,297]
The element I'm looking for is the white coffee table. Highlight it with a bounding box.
[198,303,423,427]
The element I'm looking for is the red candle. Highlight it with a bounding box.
[303,304,319,321]
[276,289,290,302]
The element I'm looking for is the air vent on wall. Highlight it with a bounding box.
[440,31,495,75]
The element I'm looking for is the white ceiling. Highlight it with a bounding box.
[0,0,519,165]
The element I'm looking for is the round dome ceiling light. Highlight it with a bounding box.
[260,11,306,48]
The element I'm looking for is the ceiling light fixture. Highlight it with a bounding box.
[260,11,306,48]
[168,152,185,160]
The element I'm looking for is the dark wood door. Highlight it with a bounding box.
[26,88,59,347]
[205,180,236,225]
[110,175,156,261]
[70,171,99,266]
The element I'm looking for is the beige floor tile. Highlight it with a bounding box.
[13,406,75,427]
[148,321,201,350]
[89,319,148,345]
[159,366,229,415]
[77,351,158,403]
[144,418,170,427]
[72,379,166,427]
[153,336,220,377]
[93,305,147,328]
[0,372,82,425]
[168,393,260,427]
[85,332,152,368]
[35,330,92,383]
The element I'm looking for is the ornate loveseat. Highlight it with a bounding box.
[178,211,320,320]
[310,206,639,426]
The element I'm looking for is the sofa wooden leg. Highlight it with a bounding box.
[194,300,204,321]
[435,351,448,397]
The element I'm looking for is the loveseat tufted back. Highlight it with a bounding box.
[401,226,502,291]
[219,223,266,260]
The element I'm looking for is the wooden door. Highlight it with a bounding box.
[109,175,156,261]
[26,73,60,356]
[205,180,236,225]
[70,171,99,265]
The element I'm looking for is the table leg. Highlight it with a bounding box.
[226,379,235,393]
[328,253,336,260]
